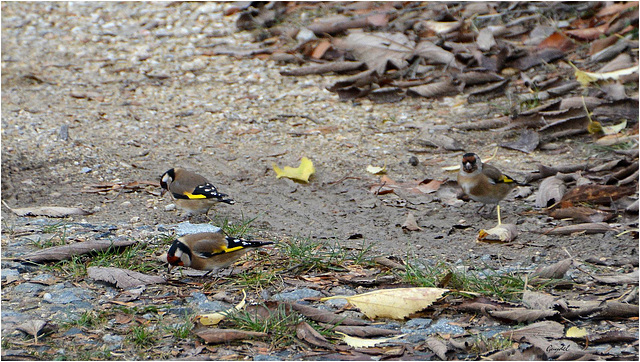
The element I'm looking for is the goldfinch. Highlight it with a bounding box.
[160,168,235,217]
[165,232,274,275]
[457,153,523,224]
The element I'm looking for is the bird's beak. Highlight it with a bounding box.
[463,162,472,171]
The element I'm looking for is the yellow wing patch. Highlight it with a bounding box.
[501,175,515,183]
[183,192,207,199]
[223,246,244,253]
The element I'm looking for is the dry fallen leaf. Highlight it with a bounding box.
[5,205,93,217]
[530,259,572,281]
[195,328,268,344]
[401,212,422,231]
[321,287,448,320]
[336,332,404,348]
[291,302,369,326]
[296,321,335,350]
[87,266,166,289]
[16,320,50,343]
[199,290,247,326]
[21,238,137,262]
[477,223,518,243]
[566,326,588,338]
[273,157,315,183]
[489,308,559,323]
[501,320,565,341]
[535,176,566,208]
[366,164,387,175]
[571,62,639,87]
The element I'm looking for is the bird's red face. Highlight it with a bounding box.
[461,153,478,173]
[166,255,183,266]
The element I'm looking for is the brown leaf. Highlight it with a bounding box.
[511,48,564,70]
[597,301,639,318]
[561,300,603,319]
[550,206,614,223]
[500,129,540,153]
[16,320,50,342]
[501,320,565,341]
[526,337,581,359]
[311,40,332,60]
[280,61,366,76]
[407,79,463,98]
[21,238,137,262]
[289,302,369,326]
[426,337,448,360]
[535,176,566,208]
[195,328,267,344]
[414,40,462,69]
[489,308,559,323]
[537,32,574,51]
[561,184,635,206]
[542,222,614,235]
[522,291,568,312]
[411,132,464,151]
[588,330,639,344]
[401,213,422,232]
[334,32,412,74]
[87,266,166,289]
[296,321,335,350]
[6,205,93,218]
[565,23,609,40]
[593,269,639,285]
[530,259,572,280]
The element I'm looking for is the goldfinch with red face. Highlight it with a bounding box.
[165,232,274,275]
[457,153,524,224]
[160,168,235,217]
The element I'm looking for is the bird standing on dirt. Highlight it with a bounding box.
[164,232,274,275]
[457,153,524,225]
[160,168,235,218]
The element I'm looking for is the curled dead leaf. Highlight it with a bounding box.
[195,328,267,344]
[535,176,566,208]
[477,224,518,243]
[401,213,422,232]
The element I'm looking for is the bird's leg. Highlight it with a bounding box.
[497,205,502,225]
[202,270,214,278]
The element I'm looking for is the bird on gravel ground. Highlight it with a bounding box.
[160,168,235,218]
[457,153,526,225]
[164,232,274,276]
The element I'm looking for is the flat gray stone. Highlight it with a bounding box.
[272,288,323,302]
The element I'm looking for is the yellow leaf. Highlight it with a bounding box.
[366,164,387,175]
[566,326,588,338]
[587,120,602,134]
[601,120,627,135]
[198,290,246,326]
[336,332,405,348]
[273,157,315,183]
[321,287,448,320]
[570,61,639,87]
[477,224,518,243]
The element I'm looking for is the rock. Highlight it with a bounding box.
[272,288,323,302]
[173,222,221,236]
[188,292,232,312]
[13,282,46,295]
[43,285,95,304]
